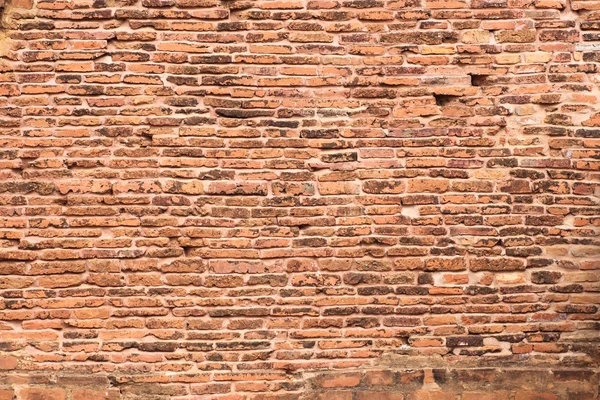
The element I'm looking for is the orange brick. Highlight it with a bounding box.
[19,388,66,400]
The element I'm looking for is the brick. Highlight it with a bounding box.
[470,258,525,272]
[315,372,362,388]
[407,179,449,193]
[363,370,396,386]
[410,391,456,400]
[0,356,17,370]
[312,392,353,400]
[357,392,404,400]
[462,392,510,400]
[11,0,33,7]
[19,388,66,400]
[515,393,560,400]
[70,389,120,400]
[0,389,14,400]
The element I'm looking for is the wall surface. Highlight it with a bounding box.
[0,0,598,399]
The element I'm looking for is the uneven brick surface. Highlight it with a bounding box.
[305,364,600,400]
[0,0,599,398]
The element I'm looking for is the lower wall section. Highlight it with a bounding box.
[0,365,598,400]
[305,367,599,400]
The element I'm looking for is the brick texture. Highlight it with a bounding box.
[0,0,599,398]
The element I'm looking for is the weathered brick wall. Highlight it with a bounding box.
[0,0,599,398]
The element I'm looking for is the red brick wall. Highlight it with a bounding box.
[0,0,599,398]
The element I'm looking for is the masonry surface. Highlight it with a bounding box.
[0,0,598,399]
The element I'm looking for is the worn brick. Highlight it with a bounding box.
[19,388,66,400]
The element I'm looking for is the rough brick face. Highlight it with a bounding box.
[0,0,599,398]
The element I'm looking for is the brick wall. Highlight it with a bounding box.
[0,0,599,399]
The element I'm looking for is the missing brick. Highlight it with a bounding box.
[470,74,490,86]
[433,93,460,106]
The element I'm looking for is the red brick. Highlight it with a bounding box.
[463,392,510,400]
[11,0,33,8]
[19,388,66,400]
[0,356,17,370]
[0,389,14,400]
[515,393,559,400]
[410,391,456,400]
[364,370,396,386]
[357,392,404,400]
[70,389,120,400]
[315,373,362,388]
[313,392,353,400]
